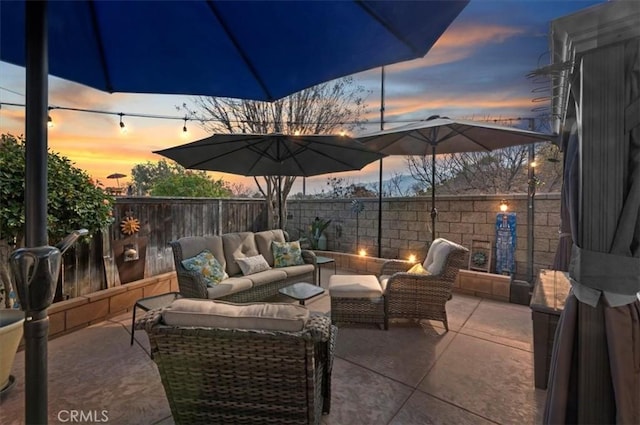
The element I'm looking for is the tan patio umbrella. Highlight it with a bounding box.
[154,133,386,227]
[357,115,553,243]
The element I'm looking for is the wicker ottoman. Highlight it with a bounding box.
[328,274,387,329]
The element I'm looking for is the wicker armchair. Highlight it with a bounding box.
[379,238,469,331]
[137,306,336,425]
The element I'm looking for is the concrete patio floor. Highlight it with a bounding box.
[1,269,546,424]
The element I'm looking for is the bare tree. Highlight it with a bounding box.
[406,142,562,195]
[181,77,369,228]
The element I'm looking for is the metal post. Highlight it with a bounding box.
[377,66,385,257]
[527,118,536,282]
[430,144,437,243]
[24,1,50,423]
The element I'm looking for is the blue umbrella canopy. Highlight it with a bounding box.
[0,2,468,422]
[1,0,468,101]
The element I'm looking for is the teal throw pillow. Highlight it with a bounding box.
[181,249,227,287]
[272,240,305,268]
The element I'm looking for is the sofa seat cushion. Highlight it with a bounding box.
[222,232,260,276]
[244,269,288,287]
[328,275,382,298]
[163,298,309,332]
[254,229,286,266]
[279,263,315,279]
[206,277,253,299]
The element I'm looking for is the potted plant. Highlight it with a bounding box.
[0,309,24,393]
[299,217,332,250]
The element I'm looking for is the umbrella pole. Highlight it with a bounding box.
[22,2,50,424]
[430,145,437,243]
[277,175,283,230]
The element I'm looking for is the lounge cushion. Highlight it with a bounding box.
[272,240,305,267]
[328,275,382,298]
[181,250,228,287]
[254,229,286,266]
[222,232,259,276]
[163,298,310,332]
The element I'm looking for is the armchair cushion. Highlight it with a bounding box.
[181,249,228,287]
[272,240,305,267]
[162,298,310,332]
[424,238,467,275]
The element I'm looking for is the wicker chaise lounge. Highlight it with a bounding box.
[137,299,336,425]
[379,238,469,330]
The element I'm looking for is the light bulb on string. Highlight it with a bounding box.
[119,113,127,134]
[47,107,54,128]
[181,117,188,138]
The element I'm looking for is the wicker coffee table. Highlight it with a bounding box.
[278,282,325,305]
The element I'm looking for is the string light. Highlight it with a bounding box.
[119,113,127,133]
[0,101,542,132]
[500,199,509,212]
[358,249,367,257]
[408,254,417,263]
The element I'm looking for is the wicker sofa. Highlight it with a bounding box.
[170,230,317,302]
[137,298,336,425]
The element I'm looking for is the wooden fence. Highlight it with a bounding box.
[56,197,269,299]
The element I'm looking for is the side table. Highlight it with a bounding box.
[315,256,336,285]
[130,292,181,345]
[278,282,325,305]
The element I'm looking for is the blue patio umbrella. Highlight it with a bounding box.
[0,1,469,422]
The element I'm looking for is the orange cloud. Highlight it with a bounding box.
[386,23,526,72]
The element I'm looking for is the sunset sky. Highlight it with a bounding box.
[0,0,604,195]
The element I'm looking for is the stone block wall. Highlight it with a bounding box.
[287,193,561,282]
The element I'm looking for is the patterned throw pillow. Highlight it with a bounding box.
[271,240,305,268]
[181,250,228,287]
[235,254,271,275]
[407,263,430,275]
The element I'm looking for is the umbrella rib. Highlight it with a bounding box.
[445,125,493,151]
[87,1,113,93]
[205,1,274,101]
[355,1,423,56]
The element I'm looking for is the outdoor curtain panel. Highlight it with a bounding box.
[544,38,640,424]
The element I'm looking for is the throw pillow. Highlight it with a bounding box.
[407,263,430,275]
[236,254,271,276]
[181,249,228,287]
[271,240,305,268]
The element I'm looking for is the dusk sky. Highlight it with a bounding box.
[0,0,604,194]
